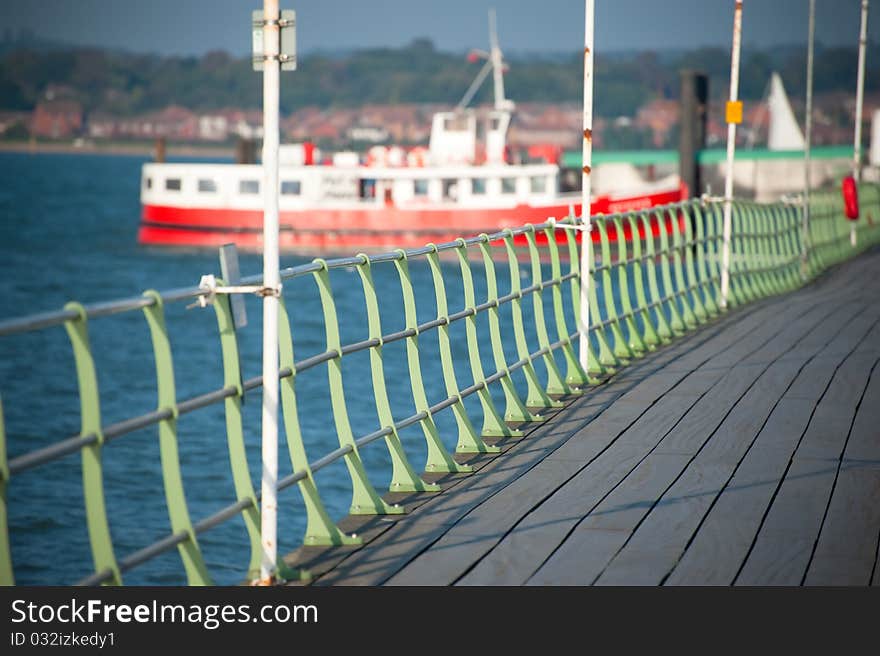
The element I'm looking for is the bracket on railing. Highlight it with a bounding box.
[188,274,281,310]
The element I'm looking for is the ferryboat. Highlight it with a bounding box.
[138,15,684,253]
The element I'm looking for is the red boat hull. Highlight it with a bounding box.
[138,187,685,253]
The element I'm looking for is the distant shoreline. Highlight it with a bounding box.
[0,140,234,159]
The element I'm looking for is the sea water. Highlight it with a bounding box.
[0,151,585,585]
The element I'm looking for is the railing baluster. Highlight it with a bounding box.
[622,213,661,349]
[543,223,590,386]
[454,239,514,440]
[501,230,561,410]
[209,290,305,581]
[425,247,498,453]
[523,227,575,396]
[562,223,605,378]
[653,208,686,334]
[478,235,537,426]
[141,291,212,585]
[638,212,673,341]
[277,297,360,545]
[691,200,720,316]
[62,302,122,586]
[311,261,408,514]
[596,219,633,361]
[585,220,620,370]
[391,251,473,473]
[612,215,648,354]
[680,203,708,322]
[666,205,698,328]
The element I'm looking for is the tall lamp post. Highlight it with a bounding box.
[578,0,595,370]
[801,0,816,278]
[720,1,744,310]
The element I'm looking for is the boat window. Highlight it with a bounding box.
[472,178,486,195]
[501,178,516,194]
[144,177,152,190]
[281,180,301,195]
[490,117,501,131]
[530,176,547,193]
[360,179,376,199]
[442,178,458,201]
[165,178,181,191]
[414,179,429,196]
[198,178,218,193]
[239,179,260,194]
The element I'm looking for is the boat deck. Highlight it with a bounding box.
[282,247,880,586]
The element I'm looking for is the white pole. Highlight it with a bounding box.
[852,0,869,247]
[802,0,815,278]
[258,0,281,585]
[854,0,869,182]
[578,0,594,371]
[720,0,743,310]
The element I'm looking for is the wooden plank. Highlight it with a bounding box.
[804,556,877,586]
[735,457,838,585]
[738,301,857,366]
[653,363,764,455]
[524,453,692,585]
[455,446,650,585]
[313,518,452,586]
[844,365,880,461]
[803,462,880,585]
[665,398,814,585]
[796,354,877,460]
[386,458,583,585]
[785,356,849,401]
[596,357,806,585]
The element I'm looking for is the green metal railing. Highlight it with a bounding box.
[1,183,878,585]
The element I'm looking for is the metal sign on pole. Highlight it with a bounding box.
[801,0,816,278]
[720,0,744,310]
[852,0,870,247]
[252,1,295,586]
[578,0,594,370]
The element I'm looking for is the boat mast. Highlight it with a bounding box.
[457,9,512,111]
[489,9,507,110]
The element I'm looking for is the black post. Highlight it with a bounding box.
[236,136,257,164]
[679,70,709,198]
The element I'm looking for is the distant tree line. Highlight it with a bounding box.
[0,38,877,117]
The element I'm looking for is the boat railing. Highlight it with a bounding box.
[1,185,878,585]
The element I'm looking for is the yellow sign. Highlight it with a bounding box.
[726,100,743,125]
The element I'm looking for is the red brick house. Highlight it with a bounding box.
[30,100,83,139]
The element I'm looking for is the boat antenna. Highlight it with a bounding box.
[456,8,513,111]
[489,8,507,110]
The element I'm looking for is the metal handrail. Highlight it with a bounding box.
[2,186,878,586]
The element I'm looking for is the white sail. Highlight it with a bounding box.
[767,72,805,150]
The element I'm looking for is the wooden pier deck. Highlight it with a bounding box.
[285,247,880,586]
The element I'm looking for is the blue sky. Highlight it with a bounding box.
[2,0,877,55]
